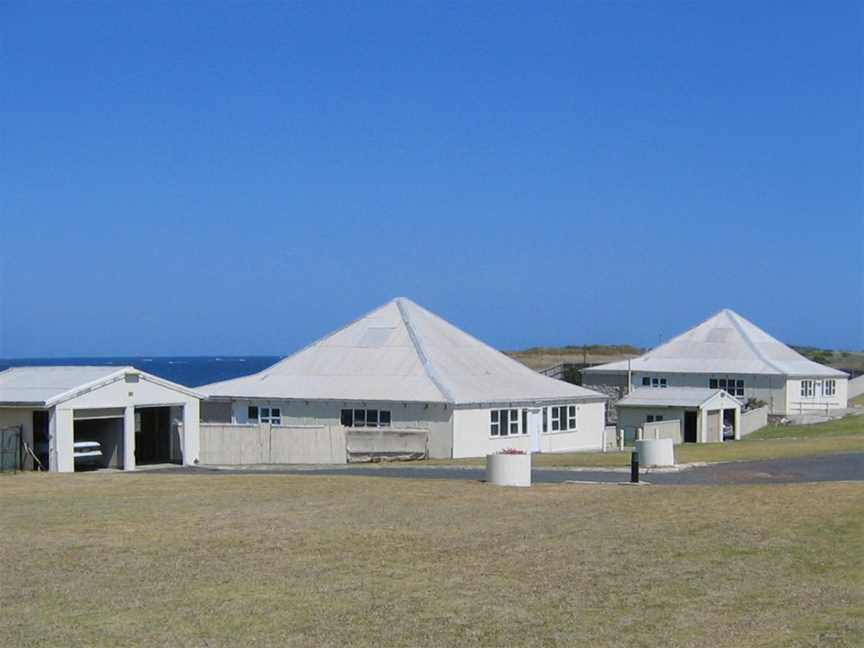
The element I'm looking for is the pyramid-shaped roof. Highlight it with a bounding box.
[583,309,846,378]
[202,298,604,406]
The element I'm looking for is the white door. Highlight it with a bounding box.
[527,408,542,453]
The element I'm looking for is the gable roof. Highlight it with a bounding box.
[583,309,847,378]
[202,298,605,406]
[0,365,204,407]
[617,387,741,409]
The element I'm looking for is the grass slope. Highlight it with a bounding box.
[425,414,864,469]
[1,474,862,647]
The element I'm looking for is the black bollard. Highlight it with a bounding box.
[630,451,639,483]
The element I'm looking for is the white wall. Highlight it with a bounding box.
[199,423,346,465]
[225,398,454,459]
[53,374,201,472]
[740,406,769,436]
[451,401,605,459]
[848,375,864,401]
[785,377,849,414]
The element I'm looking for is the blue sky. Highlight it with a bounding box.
[1,1,862,357]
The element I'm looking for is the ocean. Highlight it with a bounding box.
[0,356,283,388]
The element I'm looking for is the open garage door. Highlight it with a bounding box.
[135,407,181,465]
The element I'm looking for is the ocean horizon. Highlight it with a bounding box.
[0,356,283,388]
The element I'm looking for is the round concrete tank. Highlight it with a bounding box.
[486,453,532,487]
[636,439,675,467]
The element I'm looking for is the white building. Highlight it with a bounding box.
[0,366,202,473]
[582,309,848,416]
[201,297,607,459]
[616,387,742,444]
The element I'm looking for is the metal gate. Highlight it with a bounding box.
[0,426,23,473]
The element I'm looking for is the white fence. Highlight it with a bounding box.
[199,423,347,465]
[740,406,769,437]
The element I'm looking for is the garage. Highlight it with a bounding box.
[0,366,202,473]
[616,387,742,444]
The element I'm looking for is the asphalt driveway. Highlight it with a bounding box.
[157,452,864,485]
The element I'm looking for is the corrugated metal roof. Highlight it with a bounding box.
[0,366,128,405]
[202,298,605,405]
[617,387,740,408]
[583,309,847,378]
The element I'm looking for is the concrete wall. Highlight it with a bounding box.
[345,429,427,461]
[223,398,454,459]
[642,419,683,445]
[848,375,864,401]
[451,401,605,459]
[199,423,347,465]
[740,406,769,436]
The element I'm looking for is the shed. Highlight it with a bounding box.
[616,387,742,444]
[0,366,202,472]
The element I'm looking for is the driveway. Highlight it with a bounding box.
[155,452,864,485]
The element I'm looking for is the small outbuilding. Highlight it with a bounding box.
[0,366,202,472]
[616,387,742,444]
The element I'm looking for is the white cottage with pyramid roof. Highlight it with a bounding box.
[582,309,848,416]
[200,298,607,459]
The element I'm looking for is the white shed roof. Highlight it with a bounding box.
[0,366,203,407]
[583,309,847,378]
[617,387,741,409]
[202,298,605,406]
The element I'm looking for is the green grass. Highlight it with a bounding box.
[421,414,864,469]
[1,473,862,647]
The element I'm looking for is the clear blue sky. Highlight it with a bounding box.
[1,1,862,358]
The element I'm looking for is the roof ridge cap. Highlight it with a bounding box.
[395,300,454,403]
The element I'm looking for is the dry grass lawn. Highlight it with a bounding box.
[1,473,862,647]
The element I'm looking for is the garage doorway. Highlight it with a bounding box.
[74,417,124,470]
[683,411,698,443]
[135,407,179,465]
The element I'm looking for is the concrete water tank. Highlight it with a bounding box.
[635,439,675,467]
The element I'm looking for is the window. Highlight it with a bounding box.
[647,415,664,423]
[490,409,520,436]
[259,407,281,425]
[542,408,548,433]
[709,377,744,397]
[801,380,815,398]
[341,408,391,428]
[248,405,281,424]
[644,376,667,389]
[824,380,836,397]
[548,406,577,432]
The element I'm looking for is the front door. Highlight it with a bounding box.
[527,409,542,452]
[684,410,698,443]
